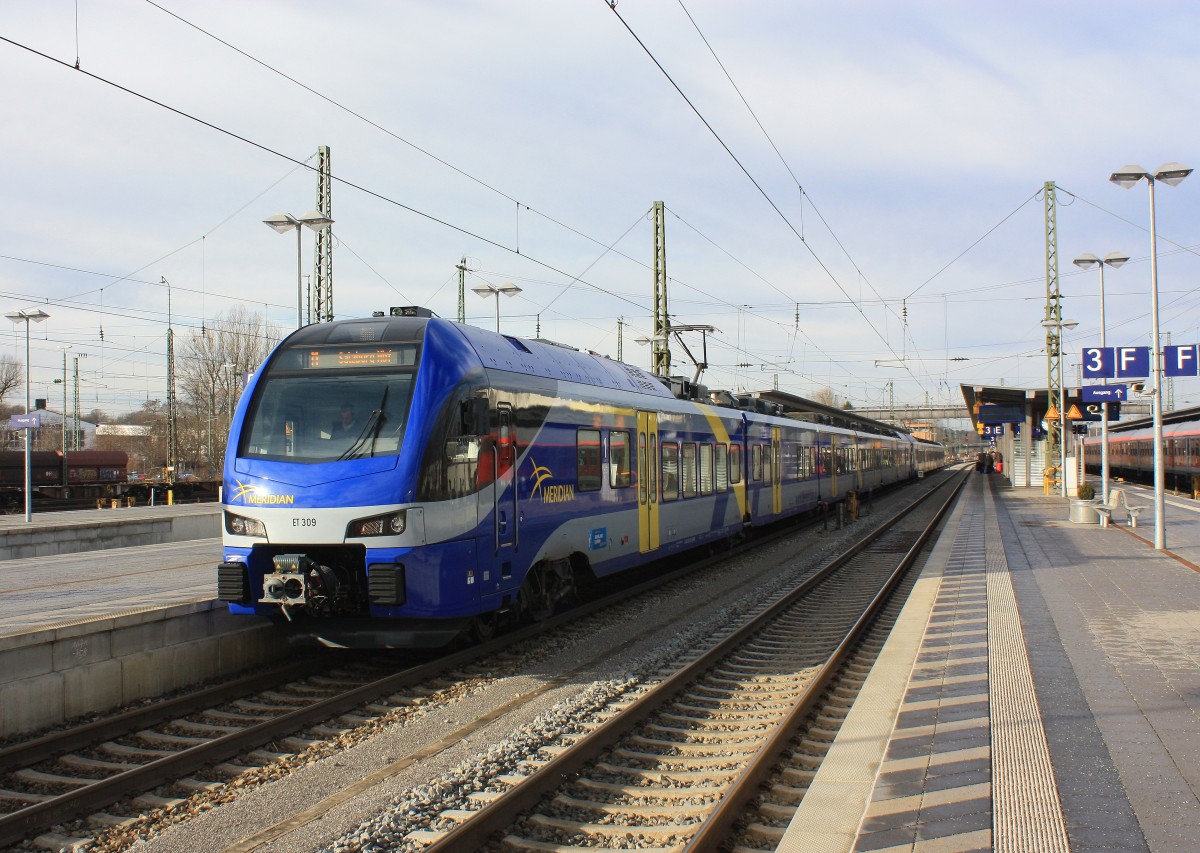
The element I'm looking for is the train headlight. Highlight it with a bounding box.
[347,509,407,538]
[225,511,267,538]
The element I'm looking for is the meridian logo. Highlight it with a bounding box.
[529,458,575,504]
[231,481,296,505]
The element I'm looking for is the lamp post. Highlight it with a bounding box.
[1041,316,1079,497]
[263,211,334,330]
[1110,163,1191,551]
[471,281,522,332]
[5,308,50,522]
[1073,252,1128,506]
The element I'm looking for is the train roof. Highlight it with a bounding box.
[289,314,927,441]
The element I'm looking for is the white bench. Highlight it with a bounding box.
[1094,488,1149,527]
[1093,489,1122,528]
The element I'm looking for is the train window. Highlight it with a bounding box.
[729,445,742,484]
[610,431,632,488]
[699,444,713,495]
[682,443,698,498]
[715,444,728,491]
[638,432,647,506]
[752,445,763,481]
[577,429,602,492]
[661,443,679,502]
[649,434,658,504]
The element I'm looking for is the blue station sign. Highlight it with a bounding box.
[1082,347,1149,379]
[10,413,40,430]
[1081,385,1127,402]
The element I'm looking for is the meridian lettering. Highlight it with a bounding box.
[244,493,296,505]
[541,484,575,504]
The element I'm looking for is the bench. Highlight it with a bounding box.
[1093,489,1122,528]
[1094,488,1149,527]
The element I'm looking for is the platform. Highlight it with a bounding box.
[782,471,1200,852]
[0,500,219,560]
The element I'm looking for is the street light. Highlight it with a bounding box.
[471,281,522,332]
[1073,251,1128,506]
[5,308,49,522]
[1110,162,1191,551]
[263,211,334,330]
[1041,315,1079,497]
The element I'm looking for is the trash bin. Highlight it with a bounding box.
[1070,498,1099,524]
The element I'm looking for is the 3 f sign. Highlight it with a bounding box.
[1081,347,1150,379]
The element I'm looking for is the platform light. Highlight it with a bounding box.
[471,282,522,332]
[1073,252,1128,507]
[5,308,50,523]
[1110,163,1191,550]
[264,211,334,330]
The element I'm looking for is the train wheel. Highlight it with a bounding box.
[519,559,573,623]
[469,612,499,643]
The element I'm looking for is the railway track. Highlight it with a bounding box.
[0,473,959,850]
[396,471,967,851]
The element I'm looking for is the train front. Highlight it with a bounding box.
[217,312,484,647]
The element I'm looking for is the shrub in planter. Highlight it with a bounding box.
[1077,482,1095,501]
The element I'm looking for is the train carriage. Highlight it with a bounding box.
[217,311,942,647]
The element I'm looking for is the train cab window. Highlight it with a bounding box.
[715,444,729,491]
[699,444,713,495]
[752,445,763,481]
[577,429,602,492]
[682,443,698,499]
[609,431,632,488]
[729,445,742,484]
[661,442,680,502]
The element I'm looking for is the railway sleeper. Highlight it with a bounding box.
[174,777,224,794]
[756,801,799,822]
[133,730,210,748]
[593,762,739,784]
[610,747,749,768]
[551,792,712,819]
[86,812,140,829]
[0,787,53,805]
[99,741,173,759]
[31,831,91,852]
[167,719,245,737]
[11,768,96,789]
[573,777,728,800]
[765,781,809,805]
[644,722,771,743]
[626,734,760,755]
[130,793,187,810]
[57,754,139,773]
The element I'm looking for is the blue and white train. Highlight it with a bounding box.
[217,309,943,647]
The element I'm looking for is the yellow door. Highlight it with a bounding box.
[637,411,660,552]
[771,427,782,515]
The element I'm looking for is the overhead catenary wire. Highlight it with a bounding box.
[601,0,922,394]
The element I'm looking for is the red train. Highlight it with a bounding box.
[0,450,128,505]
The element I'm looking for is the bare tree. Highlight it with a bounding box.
[0,355,22,403]
[176,307,281,475]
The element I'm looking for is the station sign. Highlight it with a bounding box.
[1081,385,1127,402]
[982,423,1004,436]
[1082,346,1149,379]
[9,413,40,430]
[1165,345,1200,377]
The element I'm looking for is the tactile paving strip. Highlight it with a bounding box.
[982,482,1070,853]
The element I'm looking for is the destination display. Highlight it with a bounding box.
[277,344,419,371]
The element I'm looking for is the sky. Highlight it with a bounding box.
[3,0,1200,418]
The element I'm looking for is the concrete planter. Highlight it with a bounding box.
[1070,498,1100,524]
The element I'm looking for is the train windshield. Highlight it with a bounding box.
[239,361,417,464]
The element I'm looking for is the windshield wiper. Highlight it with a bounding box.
[338,385,389,461]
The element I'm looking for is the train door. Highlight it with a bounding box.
[771,427,782,515]
[637,411,660,553]
[494,403,518,553]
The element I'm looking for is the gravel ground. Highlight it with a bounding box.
[109,484,933,853]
